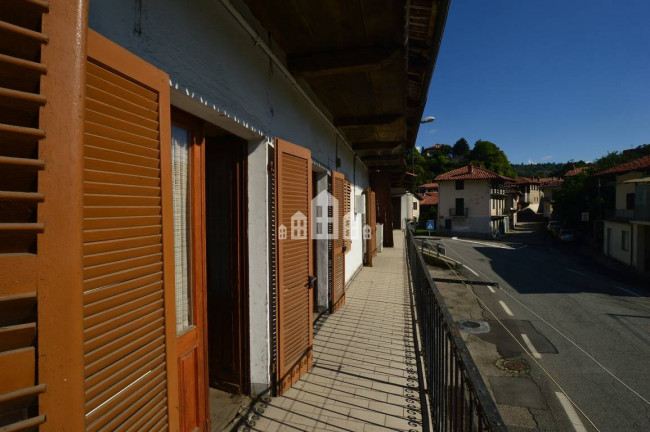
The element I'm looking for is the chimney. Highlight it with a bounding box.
[468,164,473,174]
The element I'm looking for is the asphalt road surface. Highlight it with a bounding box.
[431,232,650,432]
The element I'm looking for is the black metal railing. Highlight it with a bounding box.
[406,228,507,431]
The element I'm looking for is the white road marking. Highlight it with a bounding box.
[555,392,588,432]
[487,285,496,293]
[499,287,650,407]
[464,265,479,276]
[499,300,514,316]
[614,285,641,297]
[521,333,542,359]
[566,268,585,276]
[449,237,515,249]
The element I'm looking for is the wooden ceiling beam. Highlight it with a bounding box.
[352,141,403,151]
[334,114,403,128]
[288,46,401,78]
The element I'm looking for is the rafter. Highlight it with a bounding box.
[288,46,401,78]
[352,141,404,151]
[334,114,403,128]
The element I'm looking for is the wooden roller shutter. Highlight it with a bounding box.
[0,0,49,429]
[331,172,346,313]
[82,31,176,431]
[275,138,313,395]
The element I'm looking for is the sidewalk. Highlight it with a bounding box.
[236,233,424,431]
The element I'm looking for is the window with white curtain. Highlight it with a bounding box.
[172,125,192,334]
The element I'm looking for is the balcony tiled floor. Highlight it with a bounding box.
[240,232,424,431]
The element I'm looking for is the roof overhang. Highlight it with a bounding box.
[242,0,449,186]
[624,177,650,183]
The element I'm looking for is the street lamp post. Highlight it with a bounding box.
[414,116,435,173]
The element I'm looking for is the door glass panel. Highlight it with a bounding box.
[172,125,192,334]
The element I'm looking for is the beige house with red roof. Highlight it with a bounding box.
[418,182,439,194]
[510,177,542,213]
[434,164,514,238]
[539,177,563,219]
[597,155,650,273]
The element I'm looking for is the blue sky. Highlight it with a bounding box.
[416,0,650,165]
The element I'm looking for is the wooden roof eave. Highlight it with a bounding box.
[404,0,450,150]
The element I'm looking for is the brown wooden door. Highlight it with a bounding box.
[206,137,248,394]
[275,138,313,395]
[331,171,346,313]
[172,112,209,431]
[82,31,178,431]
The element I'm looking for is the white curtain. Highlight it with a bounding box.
[172,125,191,334]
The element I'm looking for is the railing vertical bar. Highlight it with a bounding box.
[469,394,475,431]
[442,338,449,431]
[459,371,464,431]
[406,228,505,432]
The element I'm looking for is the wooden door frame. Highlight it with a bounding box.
[171,108,209,430]
[204,135,250,395]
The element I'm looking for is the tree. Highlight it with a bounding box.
[469,140,516,177]
[552,171,599,226]
[452,138,470,159]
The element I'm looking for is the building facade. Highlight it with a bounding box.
[598,156,650,273]
[539,177,563,219]
[0,1,448,430]
[435,165,513,238]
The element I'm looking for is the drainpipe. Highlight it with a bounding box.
[220,0,358,161]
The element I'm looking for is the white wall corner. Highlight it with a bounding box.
[248,138,271,395]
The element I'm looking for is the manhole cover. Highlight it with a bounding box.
[458,320,490,334]
[496,357,530,376]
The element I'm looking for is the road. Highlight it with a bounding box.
[428,230,650,432]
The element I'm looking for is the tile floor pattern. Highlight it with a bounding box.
[239,233,424,431]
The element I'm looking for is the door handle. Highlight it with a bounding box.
[307,275,317,289]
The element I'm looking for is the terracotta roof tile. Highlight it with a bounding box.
[539,177,563,187]
[512,176,540,184]
[434,165,513,181]
[418,182,439,188]
[419,192,438,206]
[595,155,650,176]
[564,166,589,177]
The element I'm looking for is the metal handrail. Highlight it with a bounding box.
[406,228,507,431]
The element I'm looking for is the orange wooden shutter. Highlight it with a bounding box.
[0,1,49,428]
[275,138,313,395]
[331,171,346,312]
[82,31,176,431]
